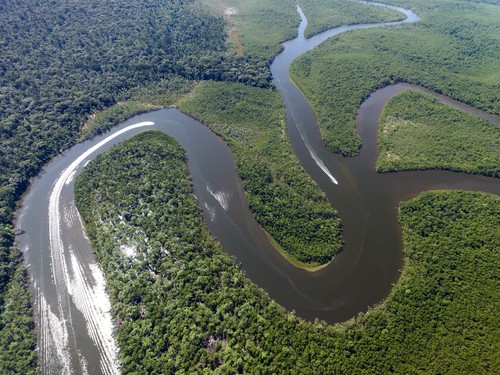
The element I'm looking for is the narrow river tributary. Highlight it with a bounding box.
[15,3,500,375]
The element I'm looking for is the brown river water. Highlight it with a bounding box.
[15,3,499,374]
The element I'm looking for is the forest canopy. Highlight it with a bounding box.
[179,81,342,266]
[290,0,500,155]
[1,0,499,372]
[76,132,500,373]
[377,89,500,176]
[0,0,264,370]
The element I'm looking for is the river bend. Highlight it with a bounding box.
[16,3,499,375]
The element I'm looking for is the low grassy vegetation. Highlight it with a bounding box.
[377,89,500,176]
[218,0,402,61]
[76,132,500,373]
[179,81,341,267]
[80,102,157,140]
[216,0,299,60]
[290,0,500,156]
[300,0,404,37]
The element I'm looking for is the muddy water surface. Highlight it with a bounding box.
[16,3,499,374]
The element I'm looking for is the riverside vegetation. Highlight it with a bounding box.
[0,0,232,368]
[76,132,499,373]
[378,89,500,177]
[0,0,245,367]
[0,0,401,368]
[299,0,404,37]
[290,0,500,156]
[2,0,499,371]
[179,81,341,266]
[216,0,402,61]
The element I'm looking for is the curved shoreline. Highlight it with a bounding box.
[15,2,500,373]
[356,82,500,177]
[303,0,408,39]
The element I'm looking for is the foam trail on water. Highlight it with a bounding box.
[65,170,77,185]
[44,121,154,374]
[207,184,232,211]
[68,249,120,375]
[307,144,338,185]
[292,108,338,185]
[38,292,71,375]
[204,202,217,222]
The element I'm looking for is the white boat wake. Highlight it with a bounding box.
[204,202,217,222]
[207,184,232,211]
[43,121,154,374]
[307,144,339,185]
[290,106,339,185]
[38,291,72,375]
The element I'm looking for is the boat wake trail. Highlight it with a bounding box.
[291,107,339,185]
[307,144,339,185]
[204,202,217,222]
[38,291,72,375]
[42,121,154,374]
[207,184,232,211]
[68,246,119,375]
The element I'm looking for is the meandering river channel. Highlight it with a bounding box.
[15,3,499,374]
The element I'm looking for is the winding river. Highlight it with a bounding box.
[15,3,500,375]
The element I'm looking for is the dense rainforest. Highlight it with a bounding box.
[76,131,499,373]
[0,1,400,366]
[1,0,499,372]
[0,0,237,371]
[179,82,342,266]
[0,0,400,307]
[378,89,500,176]
[290,0,500,155]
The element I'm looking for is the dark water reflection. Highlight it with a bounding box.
[266,4,499,323]
[17,3,499,374]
